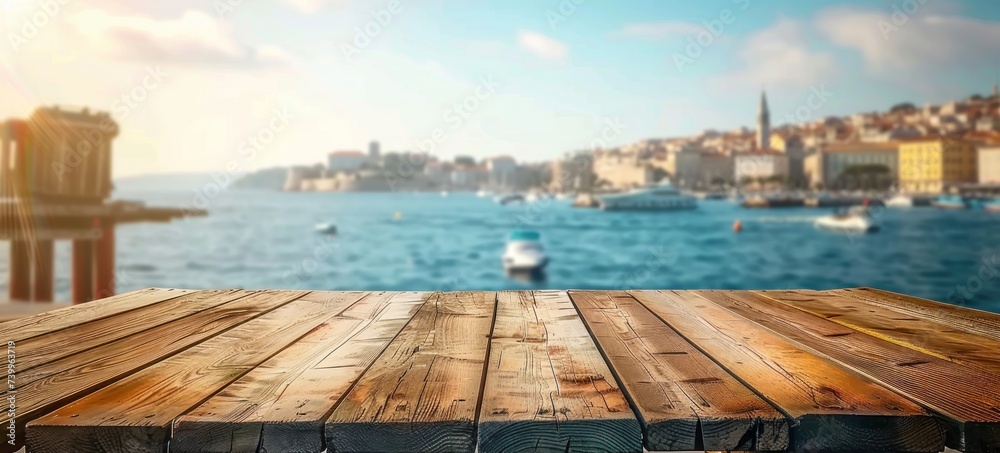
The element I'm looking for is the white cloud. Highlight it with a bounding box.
[65,10,295,67]
[817,6,1000,73]
[708,18,836,92]
[619,21,704,39]
[517,30,569,62]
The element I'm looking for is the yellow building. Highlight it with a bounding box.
[898,139,977,193]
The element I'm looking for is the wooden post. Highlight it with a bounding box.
[72,239,94,304]
[94,220,115,300]
[33,239,55,302]
[9,240,31,302]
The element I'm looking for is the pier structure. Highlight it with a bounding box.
[0,107,202,304]
[5,288,1000,452]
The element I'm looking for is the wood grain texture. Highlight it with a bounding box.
[14,289,246,372]
[630,290,944,453]
[0,288,195,342]
[570,290,788,451]
[833,287,1000,342]
[325,291,496,453]
[25,291,366,453]
[758,289,1000,374]
[1,290,308,453]
[171,291,429,453]
[711,290,1000,453]
[477,291,641,453]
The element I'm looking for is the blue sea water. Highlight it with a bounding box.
[4,190,999,313]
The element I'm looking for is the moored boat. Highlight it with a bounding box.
[932,195,968,210]
[502,231,548,272]
[595,179,697,211]
[814,206,879,233]
[885,194,914,208]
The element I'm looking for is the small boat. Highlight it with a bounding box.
[315,223,338,235]
[476,190,492,198]
[495,194,525,205]
[555,192,575,200]
[984,199,1000,212]
[595,179,697,211]
[814,206,879,233]
[885,194,914,208]
[502,231,548,272]
[525,192,553,203]
[440,190,449,197]
[932,195,967,210]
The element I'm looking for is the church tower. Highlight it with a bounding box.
[756,90,770,150]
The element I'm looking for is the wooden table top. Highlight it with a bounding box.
[4,288,999,453]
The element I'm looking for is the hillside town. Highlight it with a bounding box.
[283,86,1000,196]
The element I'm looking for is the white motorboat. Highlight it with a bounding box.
[476,190,493,198]
[502,231,548,272]
[814,206,879,233]
[315,223,338,235]
[524,192,553,203]
[595,179,697,211]
[885,194,914,208]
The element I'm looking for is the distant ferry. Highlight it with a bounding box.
[595,180,697,211]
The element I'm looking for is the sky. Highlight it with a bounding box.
[1,0,999,177]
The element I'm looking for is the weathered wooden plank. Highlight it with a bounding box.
[326,291,496,453]
[171,291,429,453]
[571,290,788,451]
[708,290,1000,453]
[476,291,641,453]
[0,288,196,342]
[13,289,245,371]
[1,290,298,453]
[758,289,1000,374]
[25,291,367,453]
[631,290,945,453]
[833,287,1000,342]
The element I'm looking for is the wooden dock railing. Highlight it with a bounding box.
[2,288,998,452]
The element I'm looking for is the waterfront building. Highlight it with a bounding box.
[979,146,1000,184]
[734,151,788,183]
[551,152,594,192]
[898,138,978,193]
[699,152,735,187]
[450,164,489,189]
[486,155,517,189]
[368,141,381,163]
[593,151,654,189]
[812,142,900,190]
[327,150,369,172]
